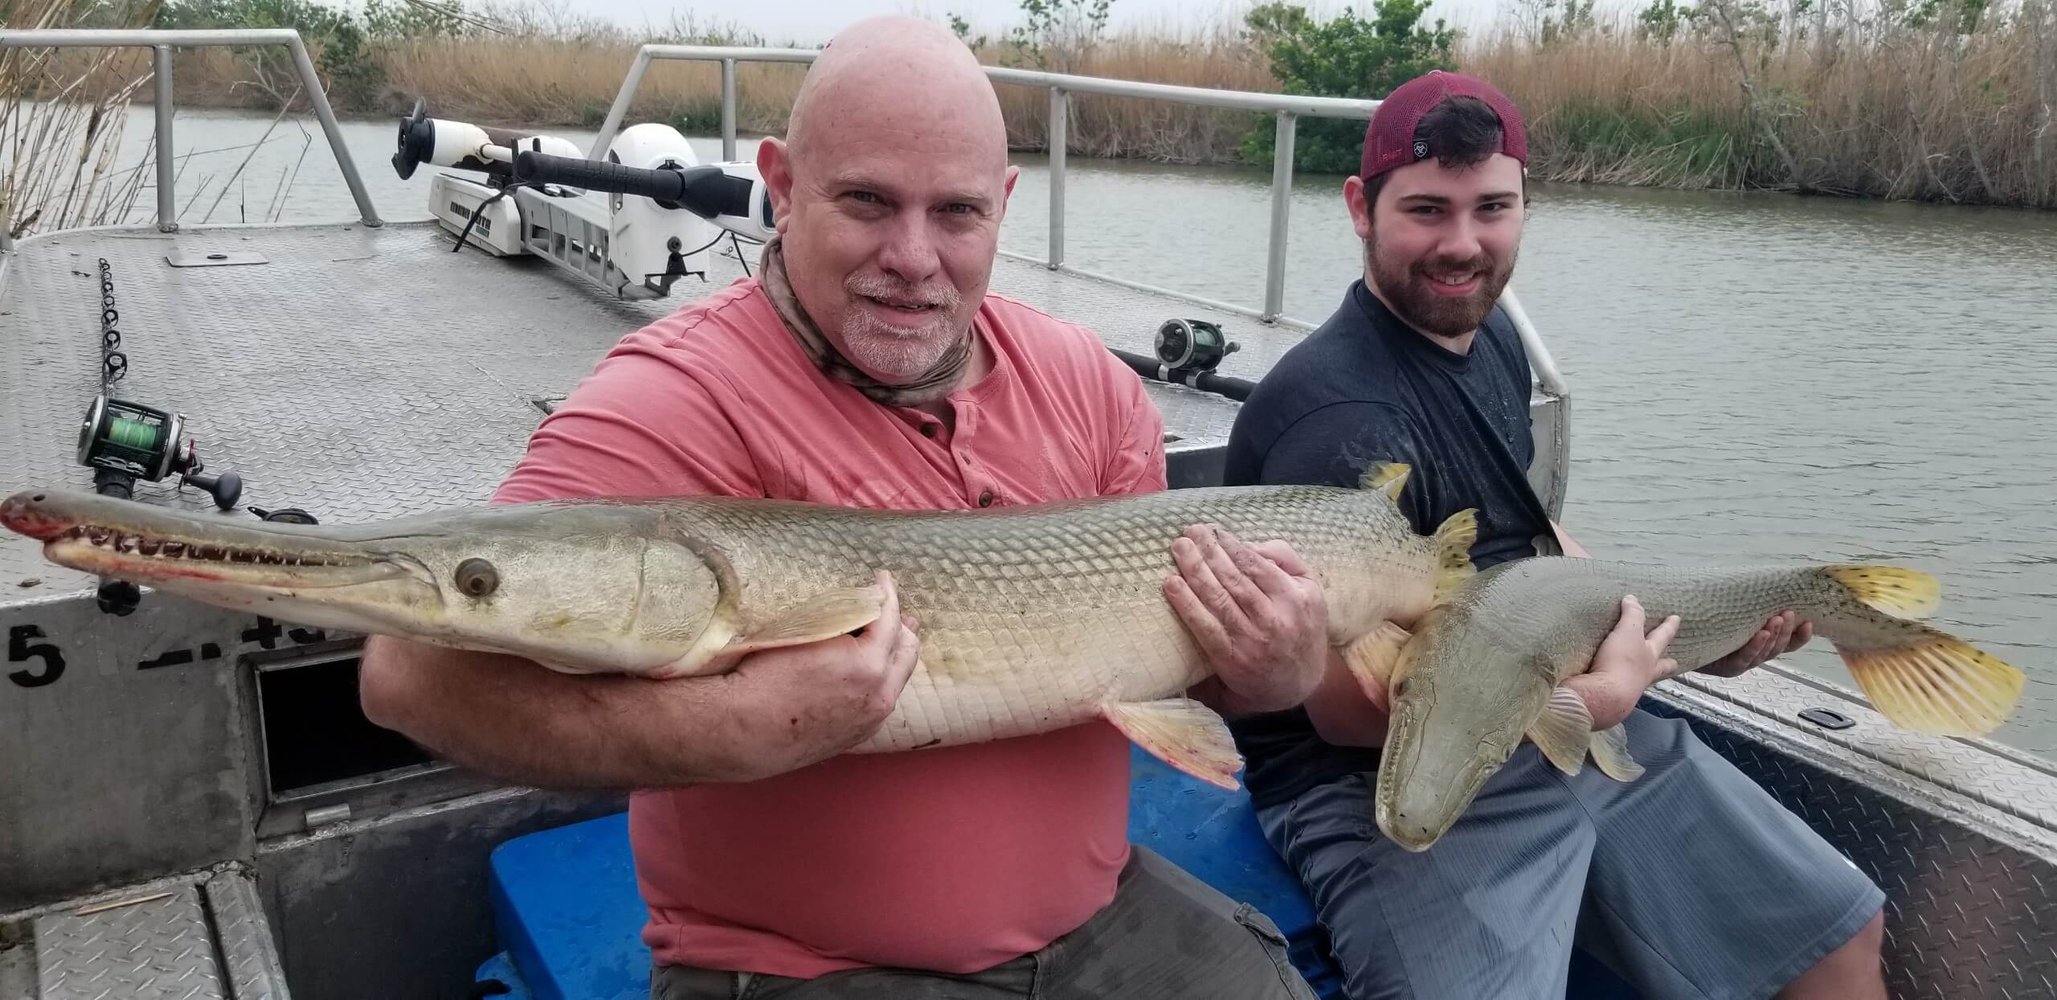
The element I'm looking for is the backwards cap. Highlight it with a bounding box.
[1359,70,1527,181]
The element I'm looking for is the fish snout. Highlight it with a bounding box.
[0,491,72,541]
[1374,801,1441,853]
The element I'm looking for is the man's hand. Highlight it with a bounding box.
[709,570,922,781]
[1561,595,1680,731]
[1165,525,1329,716]
[1697,610,1812,678]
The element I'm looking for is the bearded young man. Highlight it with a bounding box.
[1220,71,1890,1000]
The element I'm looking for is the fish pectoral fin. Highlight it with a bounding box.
[1341,621,1412,698]
[1589,723,1644,781]
[1527,686,1592,775]
[1103,699,1243,791]
[721,585,885,655]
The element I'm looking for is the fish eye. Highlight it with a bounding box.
[453,558,499,598]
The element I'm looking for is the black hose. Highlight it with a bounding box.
[1107,347,1258,402]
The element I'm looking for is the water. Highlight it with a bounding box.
[37,105,2057,758]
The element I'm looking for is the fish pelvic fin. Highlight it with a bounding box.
[1838,631,2025,737]
[1819,565,1941,619]
[1431,508,1480,605]
[1104,698,1243,790]
[1528,685,1591,775]
[1589,723,1644,781]
[720,584,885,657]
[1360,461,1412,502]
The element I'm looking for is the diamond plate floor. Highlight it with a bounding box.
[0,223,1260,592]
[4,868,286,1000]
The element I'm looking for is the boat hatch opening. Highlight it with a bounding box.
[255,647,434,800]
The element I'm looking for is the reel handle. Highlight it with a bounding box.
[182,469,242,511]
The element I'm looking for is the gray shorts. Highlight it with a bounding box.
[1256,708,1885,1000]
[649,844,1318,1000]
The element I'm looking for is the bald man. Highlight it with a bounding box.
[360,16,1327,1000]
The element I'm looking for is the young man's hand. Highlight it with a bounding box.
[1563,595,1680,730]
[1166,525,1330,716]
[1696,611,1812,677]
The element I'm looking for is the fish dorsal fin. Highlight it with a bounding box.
[721,585,885,656]
[1361,462,1412,501]
[1103,699,1243,790]
[1528,685,1591,775]
[1341,621,1413,699]
[1431,508,1479,605]
[1589,723,1644,781]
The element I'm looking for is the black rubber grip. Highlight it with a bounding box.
[514,150,689,202]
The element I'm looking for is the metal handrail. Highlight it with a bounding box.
[589,44,1567,397]
[0,28,382,232]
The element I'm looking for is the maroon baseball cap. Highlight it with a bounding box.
[1359,70,1527,180]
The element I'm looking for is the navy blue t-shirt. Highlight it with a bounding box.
[1221,279,1558,810]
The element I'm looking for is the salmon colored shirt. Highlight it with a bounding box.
[490,276,1169,978]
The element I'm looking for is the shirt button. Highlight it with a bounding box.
[978,490,994,507]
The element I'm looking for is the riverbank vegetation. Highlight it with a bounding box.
[5,0,2053,235]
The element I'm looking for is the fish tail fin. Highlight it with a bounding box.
[1432,508,1479,605]
[1836,628,2025,738]
[1811,564,2023,737]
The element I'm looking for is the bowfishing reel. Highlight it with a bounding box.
[77,393,242,510]
[1154,318,1239,374]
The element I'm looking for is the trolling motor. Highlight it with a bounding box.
[391,99,586,189]
[391,99,776,300]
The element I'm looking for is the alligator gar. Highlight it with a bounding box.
[0,465,1475,789]
[1352,555,2029,852]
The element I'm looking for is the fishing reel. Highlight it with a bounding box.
[1154,318,1239,374]
[77,394,242,510]
[77,394,242,617]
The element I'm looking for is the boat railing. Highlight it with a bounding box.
[592,44,1568,397]
[0,28,384,238]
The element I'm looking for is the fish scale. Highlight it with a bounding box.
[666,485,1446,754]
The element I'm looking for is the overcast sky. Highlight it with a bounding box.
[528,0,1522,46]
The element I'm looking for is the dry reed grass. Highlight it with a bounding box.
[1,0,163,238]
[1468,0,2057,206]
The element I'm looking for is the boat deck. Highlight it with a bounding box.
[0,219,1281,591]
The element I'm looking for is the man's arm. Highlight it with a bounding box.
[359,348,920,789]
[359,571,918,788]
[1548,523,1812,731]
